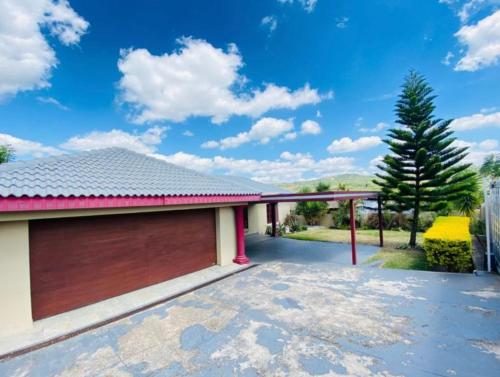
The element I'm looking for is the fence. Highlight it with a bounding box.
[486,180,500,272]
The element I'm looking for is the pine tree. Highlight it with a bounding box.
[0,145,14,164]
[374,71,475,247]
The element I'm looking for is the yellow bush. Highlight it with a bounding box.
[423,216,472,272]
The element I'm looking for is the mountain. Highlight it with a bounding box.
[279,174,378,192]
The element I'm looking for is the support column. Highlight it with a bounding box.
[271,202,278,237]
[233,206,250,264]
[349,199,357,265]
[377,196,384,247]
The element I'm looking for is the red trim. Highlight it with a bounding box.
[0,194,261,213]
[259,191,379,203]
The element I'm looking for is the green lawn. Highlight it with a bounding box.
[285,228,423,247]
[284,228,429,271]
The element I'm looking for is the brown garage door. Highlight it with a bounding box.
[29,209,217,320]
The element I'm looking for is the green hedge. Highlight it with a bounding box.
[423,216,473,272]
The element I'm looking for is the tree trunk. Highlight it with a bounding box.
[410,174,420,248]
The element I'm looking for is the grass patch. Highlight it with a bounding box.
[365,247,429,271]
[284,228,423,248]
[284,227,430,271]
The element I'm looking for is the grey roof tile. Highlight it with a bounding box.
[0,148,260,198]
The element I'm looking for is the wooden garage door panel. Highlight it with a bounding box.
[29,209,216,320]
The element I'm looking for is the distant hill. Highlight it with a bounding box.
[279,174,378,192]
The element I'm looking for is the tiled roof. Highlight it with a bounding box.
[217,175,291,195]
[0,148,260,198]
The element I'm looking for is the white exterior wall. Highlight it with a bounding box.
[0,221,32,335]
[215,207,237,266]
[247,204,267,235]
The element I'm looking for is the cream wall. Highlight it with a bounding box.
[215,207,237,266]
[278,202,295,223]
[247,204,267,235]
[0,221,32,335]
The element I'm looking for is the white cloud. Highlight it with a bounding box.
[316,110,322,118]
[442,51,455,66]
[283,131,297,141]
[452,138,500,165]
[261,15,278,33]
[157,150,358,183]
[60,126,168,154]
[359,122,388,133]
[336,17,349,29]
[277,0,318,12]
[454,10,500,71]
[0,133,60,157]
[369,155,384,169]
[36,96,69,110]
[451,111,500,130]
[480,106,497,113]
[459,0,500,23]
[202,117,294,150]
[0,0,88,99]
[300,120,321,135]
[327,136,382,153]
[299,0,318,12]
[182,130,194,137]
[479,139,498,150]
[117,38,327,124]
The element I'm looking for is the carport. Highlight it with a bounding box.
[233,191,383,266]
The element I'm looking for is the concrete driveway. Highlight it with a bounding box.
[1,237,499,377]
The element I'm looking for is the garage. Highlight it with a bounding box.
[29,208,217,320]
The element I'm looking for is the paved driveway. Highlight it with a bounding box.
[1,238,499,377]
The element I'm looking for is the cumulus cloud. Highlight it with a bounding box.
[157,150,358,183]
[300,120,321,135]
[454,10,500,71]
[451,111,500,130]
[359,122,388,133]
[182,130,194,137]
[201,117,293,150]
[60,126,168,154]
[452,138,500,165]
[0,133,60,157]
[0,0,88,99]
[117,38,327,124]
[327,136,382,153]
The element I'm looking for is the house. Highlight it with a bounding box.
[0,148,263,335]
[218,175,295,235]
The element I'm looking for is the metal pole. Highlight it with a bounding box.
[349,199,357,265]
[377,196,384,247]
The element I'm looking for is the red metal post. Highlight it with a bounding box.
[349,199,357,265]
[233,206,250,264]
[271,202,277,237]
[377,196,384,247]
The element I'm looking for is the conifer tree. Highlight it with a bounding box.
[374,71,475,247]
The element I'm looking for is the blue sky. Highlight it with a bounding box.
[0,0,499,182]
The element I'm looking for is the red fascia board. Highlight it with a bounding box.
[259,191,380,203]
[0,194,262,213]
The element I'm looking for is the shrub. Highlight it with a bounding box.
[284,213,302,233]
[265,223,286,236]
[423,216,473,272]
[417,212,436,232]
